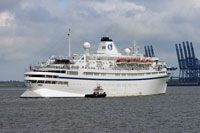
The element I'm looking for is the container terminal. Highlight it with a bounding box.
[168,41,200,86]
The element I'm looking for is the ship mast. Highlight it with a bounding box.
[133,40,138,54]
[68,29,71,57]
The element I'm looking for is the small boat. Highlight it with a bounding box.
[85,85,106,98]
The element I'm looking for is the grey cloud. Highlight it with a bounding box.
[0,0,22,12]
[16,7,63,24]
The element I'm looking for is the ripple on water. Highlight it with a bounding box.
[0,87,200,133]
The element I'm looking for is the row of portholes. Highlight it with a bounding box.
[25,80,68,85]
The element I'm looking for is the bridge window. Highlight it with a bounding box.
[52,81,57,84]
[84,72,93,75]
[101,73,106,76]
[152,72,158,74]
[31,80,37,83]
[57,81,63,84]
[115,73,120,76]
[37,80,44,83]
[28,75,45,77]
[47,70,65,73]
[25,80,37,83]
[67,71,78,75]
[45,81,51,84]
[121,73,126,76]
[64,82,68,85]
[46,75,52,78]
[53,75,58,78]
[94,73,99,76]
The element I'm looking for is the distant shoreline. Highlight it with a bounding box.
[167,80,200,86]
[0,81,25,88]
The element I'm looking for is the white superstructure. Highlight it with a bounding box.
[21,36,170,98]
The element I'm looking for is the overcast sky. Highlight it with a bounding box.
[1,0,200,80]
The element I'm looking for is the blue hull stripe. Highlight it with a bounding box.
[59,75,169,81]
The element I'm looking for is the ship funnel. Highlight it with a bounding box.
[97,37,121,56]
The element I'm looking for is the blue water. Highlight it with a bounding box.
[0,87,200,133]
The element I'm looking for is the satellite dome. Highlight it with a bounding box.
[83,42,91,49]
[124,48,130,55]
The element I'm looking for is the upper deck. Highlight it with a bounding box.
[26,37,167,75]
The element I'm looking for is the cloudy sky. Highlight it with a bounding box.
[1,0,200,80]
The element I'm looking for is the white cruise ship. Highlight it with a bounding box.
[21,35,170,98]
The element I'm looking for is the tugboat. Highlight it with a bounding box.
[85,85,107,98]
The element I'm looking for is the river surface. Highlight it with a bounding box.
[0,86,200,133]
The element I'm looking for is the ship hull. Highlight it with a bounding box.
[21,75,169,98]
